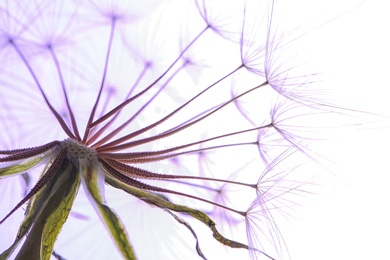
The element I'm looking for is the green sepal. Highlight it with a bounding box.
[79,158,136,260]
[105,174,249,253]
[0,151,52,178]
[40,163,80,259]
[0,156,80,260]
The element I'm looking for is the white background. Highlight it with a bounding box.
[1,1,389,260]
[274,1,390,259]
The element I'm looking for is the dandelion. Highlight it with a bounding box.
[0,0,360,259]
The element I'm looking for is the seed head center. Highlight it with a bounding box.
[62,139,97,160]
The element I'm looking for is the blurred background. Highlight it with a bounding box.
[1,1,389,259]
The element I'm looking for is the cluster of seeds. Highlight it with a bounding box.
[62,139,97,161]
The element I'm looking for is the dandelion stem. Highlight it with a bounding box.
[10,41,76,139]
[89,62,186,147]
[96,65,245,152]
[101,158,257,189]
[49,47,81,140]
[98,124,271,163]
[88,26,210,129]
[101,142,256,163]
[101,160,246,216]
[0,141,60,162]
[85,63,151,145]
[82,18,117,142]
[97,77,265,152]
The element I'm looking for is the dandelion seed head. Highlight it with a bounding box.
[0,0,363,259]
